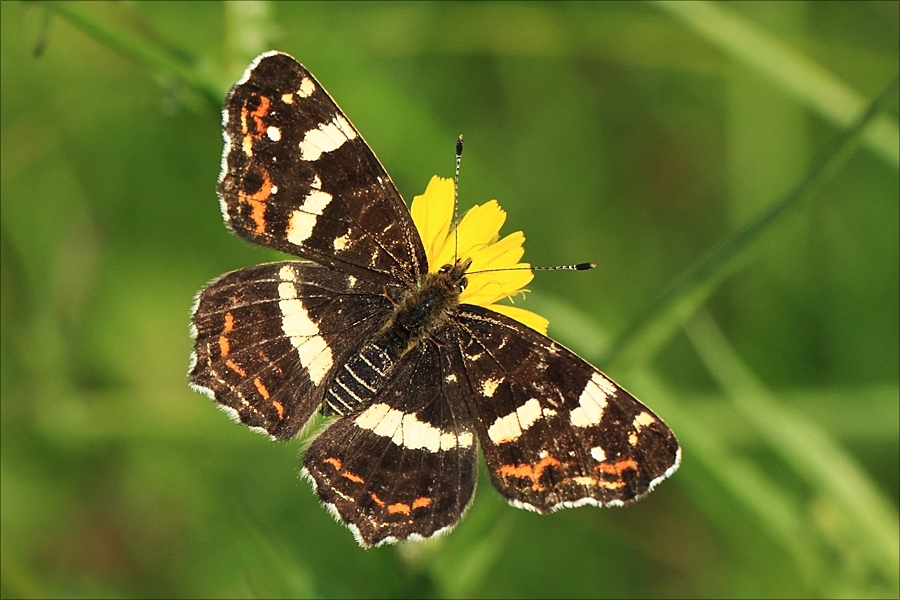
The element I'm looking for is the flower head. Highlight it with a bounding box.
[410,176,549,334]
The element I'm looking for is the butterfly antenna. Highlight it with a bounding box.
[454,135,464,262]
[467,262,596,276]
[536,263,596,271]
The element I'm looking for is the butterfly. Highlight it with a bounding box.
[189,51,680,548]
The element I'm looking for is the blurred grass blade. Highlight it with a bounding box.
[685,310,900,590]
[675,385,899,445]
[655,0,899,168]
[221,1,274,76]
[435,517,511,597]
[628,373,828,589]
[601,71,900,372]
[44,1,222,110]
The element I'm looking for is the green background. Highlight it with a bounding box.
[2,1,897,598]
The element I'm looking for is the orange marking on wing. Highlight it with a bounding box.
[225,359,246,377]
[238,171,275,234]
[219,313,235,357]
[240,95,272,152]
[342,471,364,484]
[271,399,284,419]
[412,497,432,510]
[323,457,342,471]
[387,503,411,515]
[598,457,639,476]
[369,492,385,507]
[249,95,271,132]
[498,456,562,491]
[239,94,271,156]
[253,377,270,399]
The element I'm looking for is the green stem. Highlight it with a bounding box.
[685,310,900,590]
[601,71,900,371]
[655,0,899,168]
[44,1,222,111]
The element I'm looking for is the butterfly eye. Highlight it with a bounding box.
[438,264,452,275]
[457,276,468,293]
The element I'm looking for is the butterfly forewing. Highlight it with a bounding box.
[219,52,427,285]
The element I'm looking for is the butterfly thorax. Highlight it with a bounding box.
[387,257,472,353]
[321,258,470,417]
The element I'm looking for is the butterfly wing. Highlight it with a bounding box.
[190,261,391,440]
[219,52,427,286]
[451,306,680,511]
[302,341,477,547]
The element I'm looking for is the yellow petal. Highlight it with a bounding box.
[463,230,533,304]
[410,176,454,269]
[468,231,527,272]
[456,201,505,257]
[463,276,527,306]
[432,201,507,271]
[462,264,533,306]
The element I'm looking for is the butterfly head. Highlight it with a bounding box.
[437,257,473,294]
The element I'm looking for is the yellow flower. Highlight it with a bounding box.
[410,176,549,335]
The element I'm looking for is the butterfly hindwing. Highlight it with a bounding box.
[190,261,391,439]
[452,306,680,511]
[302,341,478,547]
[219,52,427,285]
